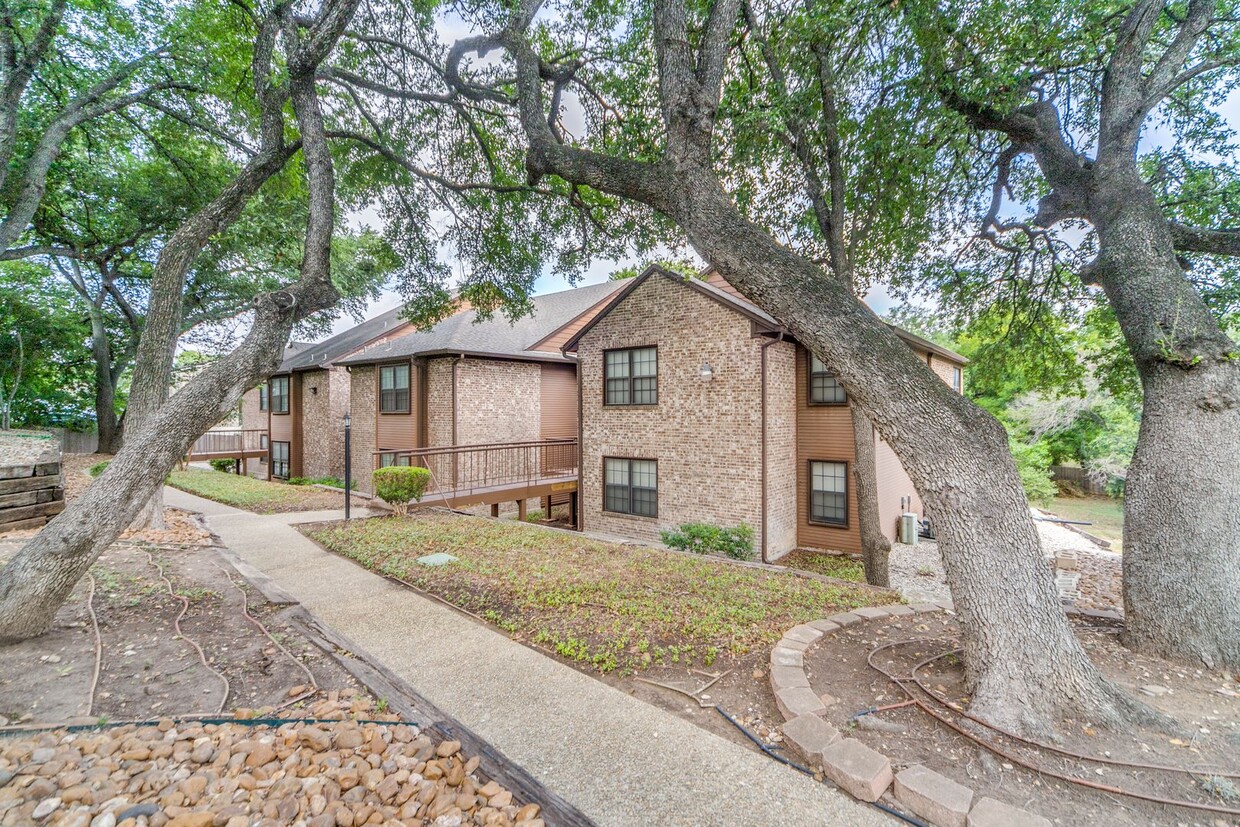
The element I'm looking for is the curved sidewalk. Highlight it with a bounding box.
[164,487,891,827]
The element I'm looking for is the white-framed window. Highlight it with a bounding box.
[259,383,269,411]
[808,354,847,404]
[952,366,963,393]
[809,460,848,526]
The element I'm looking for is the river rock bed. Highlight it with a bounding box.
[0,712,542,827]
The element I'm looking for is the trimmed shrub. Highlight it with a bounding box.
[209,458,236,473]
[88,460,110,477]
[372,466,431,516]
[661,522,756,561]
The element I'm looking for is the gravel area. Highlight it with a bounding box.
[0,696,543,827]
[887,539,950,603]
[888,511,1123,612]
[0,430,59,467]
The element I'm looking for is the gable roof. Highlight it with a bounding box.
[337,280,628,367]
[276,305,413,373]
[561,264,968,365]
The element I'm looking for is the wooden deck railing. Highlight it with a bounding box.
[388,438,578,499]
[188,428,268,458]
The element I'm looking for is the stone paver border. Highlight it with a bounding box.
[770,602,1051,827]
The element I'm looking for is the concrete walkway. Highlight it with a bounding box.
[165,487,890,827]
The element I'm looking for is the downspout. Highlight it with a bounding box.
[759,330,786,564]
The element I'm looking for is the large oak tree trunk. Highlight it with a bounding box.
[1091,186,1240,670]
[851,405,890,587]
[0,0,356,641]
[672,182,1146,734]
[0,298,318,640]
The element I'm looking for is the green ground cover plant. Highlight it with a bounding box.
[777,550,866,582]
[303,512,896,673]
[167,469,356,514]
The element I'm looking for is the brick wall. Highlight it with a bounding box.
[765,341,798,558]
[426,358,455,447]
[577,274,767,546]
[926,351,963,391]
[349,366,377,493]
[455,359,542,444]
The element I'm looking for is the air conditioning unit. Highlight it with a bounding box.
[900,512,919,546]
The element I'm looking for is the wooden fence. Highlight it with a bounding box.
[1050,465,1109,495]
[51,427,99,454]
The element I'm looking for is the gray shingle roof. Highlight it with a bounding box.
[276,306,414,373]
[336,280,627,367]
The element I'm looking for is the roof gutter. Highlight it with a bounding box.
[759,329,786,564]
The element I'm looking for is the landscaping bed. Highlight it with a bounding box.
[302,512,895,676]
[300,512,898,753]
[778,549,865,582]
[167,469,369,514]
[0,505,553,826]
[802,611,1240,826]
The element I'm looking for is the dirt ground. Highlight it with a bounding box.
[806,612,1240,827]
[0,527,364,726]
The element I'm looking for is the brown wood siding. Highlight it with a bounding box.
[540,363,578,440]
[375,358,420,453]
[874,435,922,543]
[531,292,624,353]
[290,373,304,478]
[703,271,745,300]
[795,346,862,553]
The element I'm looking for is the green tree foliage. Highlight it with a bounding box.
[0,264,92,428]
[608,259,699,280]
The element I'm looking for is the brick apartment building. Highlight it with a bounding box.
[334,281,625,496]
[561,267,967,561]
[234,268,964,559]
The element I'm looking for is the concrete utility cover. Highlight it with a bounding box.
[416,553,458,567]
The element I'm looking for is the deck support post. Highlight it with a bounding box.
[491,503,500,518]
[569,492,578,530]
[517,499,527,521]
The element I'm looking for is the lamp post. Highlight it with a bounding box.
[343,411,352,520]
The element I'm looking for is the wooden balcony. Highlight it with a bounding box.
[385,438,579,516]
[186,429,268,462]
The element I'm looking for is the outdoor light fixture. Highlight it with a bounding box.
[699,361,715,381]
[310,386,318,395]
[343,412,352,519]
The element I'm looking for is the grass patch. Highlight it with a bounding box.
[1047,495,1124,549]
[778,550,866,582]
[168,469,351,514]
[303,513,896,673]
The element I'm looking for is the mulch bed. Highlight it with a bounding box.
[804,612,1240,826]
